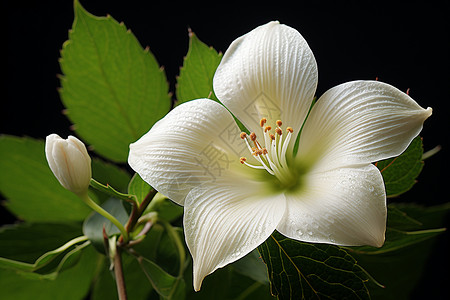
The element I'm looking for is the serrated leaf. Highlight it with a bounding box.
[376,136,424,197]
[59,0,171,162]
[0,136,91,222]
[258,231,371,300]
[176,31,222,104]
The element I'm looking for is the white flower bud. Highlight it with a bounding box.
[45,134,92,196]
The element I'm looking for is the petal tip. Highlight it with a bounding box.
[193,275,204,292]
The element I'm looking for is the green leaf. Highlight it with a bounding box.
[128,223,187,299]
[90,178,137,203]
[128,173,152,204]
[376,136,424,197]
[83,198,129,253]
[59,0,171,162]
[176,31,222,104]
[91,255,154,300]
[0,135,91,222]
[0,244,100,300]
[258,231,371,300]
[346,204,447,255]
[0,222,92,281]
[184,262,274,300]
[347,227,445,256]
[137,255,185,300]
[92,158,131,193]
[231,250,269,284]
[0,222,81,264]
[348,203,450,300]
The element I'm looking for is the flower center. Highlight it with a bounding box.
[239,118,297,187]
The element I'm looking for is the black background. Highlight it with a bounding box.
[4,0,450,298]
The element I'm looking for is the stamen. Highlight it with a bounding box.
[243,160,273,173]
[237,118,295,181]
[280,130,292,168]
[260,118,267,127]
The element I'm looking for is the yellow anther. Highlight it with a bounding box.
[270,134,275,140]
[264,126,272,132]
[262,148,268,155]
[240,157,247,164]
[240,132,247,139]
[260,118,267,127]
[286,127,293,133]
[275,128,282,136]
[276,120,283,127]
[249,132,257,141]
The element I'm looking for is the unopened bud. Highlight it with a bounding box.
[45,134,92,196]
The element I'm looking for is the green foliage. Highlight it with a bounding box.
[258,231,372,300]
[0,245,99,300]
[376,136,424,197]
[176,31,222,104]
[59,0,171,162]
[0,136,91,222]
[349,203,450,300]
[128,173,152,204]
[82,198,129,253]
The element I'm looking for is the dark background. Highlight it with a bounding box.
[4,0,449,298]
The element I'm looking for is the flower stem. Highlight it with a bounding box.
[79,193,129,243]
[114,246,128,300]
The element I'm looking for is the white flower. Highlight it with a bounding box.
[128,21,432,291]
[45,134,92,196]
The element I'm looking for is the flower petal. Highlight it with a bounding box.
[213,21,318,136]
[297,80,432,171]
[184,177,286,291]
[128,99,251,205]
[277,164,386,247]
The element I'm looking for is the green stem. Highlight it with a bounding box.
[138,189,159,215]
[79,193,129,243]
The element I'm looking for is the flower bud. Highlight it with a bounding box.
[45,134,92,196]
